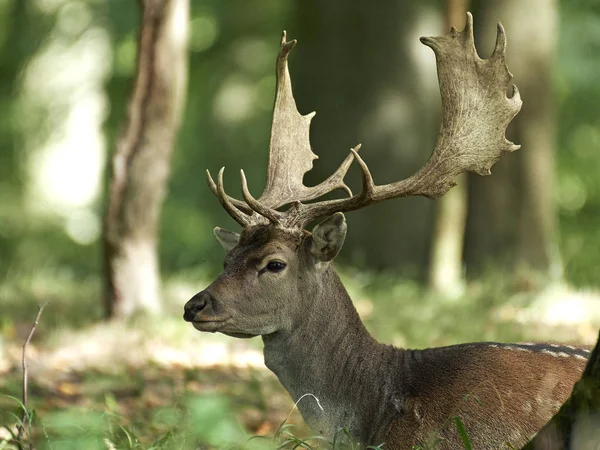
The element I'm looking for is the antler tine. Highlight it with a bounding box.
[284,145,379,228]
[206,31,356,228]
[206,169,254,215]
[282,12,522,229]
[349,145,375,198]
[493,23,507,56]
[207,168,252,227]
[240,170,282,224]
[255,31,356,210]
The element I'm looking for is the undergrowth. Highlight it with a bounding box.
[0,392,389,450]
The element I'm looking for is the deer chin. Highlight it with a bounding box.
[191,319,257,338]
[191,319,228,333]
[222,331,258,339]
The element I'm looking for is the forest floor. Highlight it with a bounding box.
[0,316,309,449]
[1,268,600,448]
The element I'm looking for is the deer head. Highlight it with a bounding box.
[183,214,347,339]
[184,14,521,338]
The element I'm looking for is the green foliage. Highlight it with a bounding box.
[0,0,597,288]
[557,0,600,284]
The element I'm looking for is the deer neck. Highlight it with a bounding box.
[262,266,399,444]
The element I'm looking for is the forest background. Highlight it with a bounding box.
[1,0,600,448]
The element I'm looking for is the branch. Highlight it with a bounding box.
[17,303,47,444]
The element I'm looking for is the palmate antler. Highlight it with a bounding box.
[208,13,522,229]
[206,31,358,227]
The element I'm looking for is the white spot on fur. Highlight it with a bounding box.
[513,347,532,353]
[550,400,563,411]
[414,404,422,421]
[523,401,532,413]
[575,354,589,360]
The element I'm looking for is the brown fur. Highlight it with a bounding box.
[385,345,586,448]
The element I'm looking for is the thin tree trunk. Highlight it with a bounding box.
[103,0,188,318]
[466,0,560,279]
[293,0,440,275]
[428,0,468,296]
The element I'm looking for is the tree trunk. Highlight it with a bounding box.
[293,0,441,276]
[521,331,600,449]
[103,0,188,318]
[428,0,468,296]
[465,0,561,279]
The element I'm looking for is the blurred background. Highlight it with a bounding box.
[1,0,600,447]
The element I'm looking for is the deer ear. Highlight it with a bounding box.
[310,213,347,262]
[214,227,240,252]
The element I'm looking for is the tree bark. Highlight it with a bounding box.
[428,0,468,296]
[521,331,600,449]
[465,0,561,278]
[103,0,188,318]
[293,0,440,275]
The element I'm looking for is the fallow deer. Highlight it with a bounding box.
[183,14,590,449]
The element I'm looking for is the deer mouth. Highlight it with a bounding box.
[191,319,228,332]
[223,331,258,339]
[191,320,258,338]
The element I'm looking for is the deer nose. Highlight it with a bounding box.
[183,291,212,322]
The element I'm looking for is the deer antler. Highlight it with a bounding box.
[206,31,357,226]
[281,12,522,228]
[208,13,522,230]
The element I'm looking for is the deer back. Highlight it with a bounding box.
[385,343,589,449]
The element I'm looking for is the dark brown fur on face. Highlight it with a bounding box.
[234,225,305,257]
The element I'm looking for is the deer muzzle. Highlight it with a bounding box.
[183,291,213,322]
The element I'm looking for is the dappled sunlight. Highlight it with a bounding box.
[509,284,600,343]
[20,3,110,245]
[213,76,258,124]
[3,267,599,382]
[189,12,219,53]
[407,6,441,102]
[34,0,69,14]
[0,317,266,379]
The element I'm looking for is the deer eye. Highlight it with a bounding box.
[266,261,286,273]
